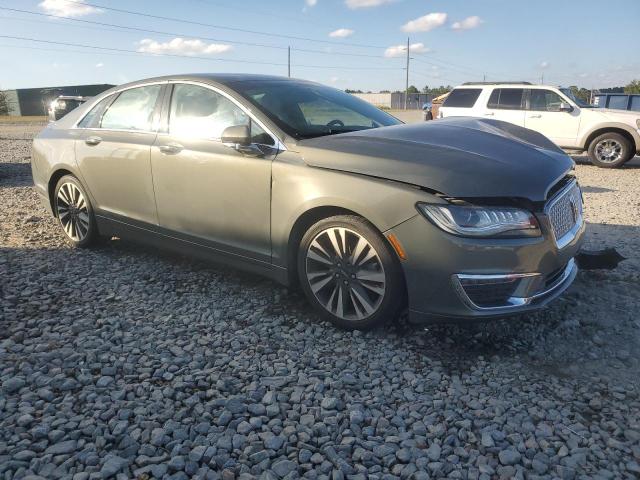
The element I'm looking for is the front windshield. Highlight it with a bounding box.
[233,81,402,139]
[560,88,593,108]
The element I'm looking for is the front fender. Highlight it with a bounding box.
[579,122,640,151]
[270,152,437,269]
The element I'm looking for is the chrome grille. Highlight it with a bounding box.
[546,181,582,245]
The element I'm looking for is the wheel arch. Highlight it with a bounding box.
[582,126,638,152]
[48,169,75,217]
[285,205,408,297]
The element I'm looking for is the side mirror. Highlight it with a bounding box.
[221,125,251,146]
[559,102,574,113]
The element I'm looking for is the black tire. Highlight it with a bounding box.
[53,175,98,248]
[587,132,634,168]
[297,215,406,330]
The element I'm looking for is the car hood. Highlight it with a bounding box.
[592,108,640,122]
[296,117,573,202]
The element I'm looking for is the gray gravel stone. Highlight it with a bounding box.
[0,125,639,480]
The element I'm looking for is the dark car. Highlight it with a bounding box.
[31,74,585,329]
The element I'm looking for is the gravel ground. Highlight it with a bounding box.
[1,124,639,480]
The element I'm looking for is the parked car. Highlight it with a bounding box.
[48,95,90,121]
[439,82,640,168]
[32,74,584,329]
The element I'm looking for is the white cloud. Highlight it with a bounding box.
[346,0,394,9]
[39,0,102,17]
[329,76,339,84]
[539,61,549,69]
[384,42,429,58]
[579,73,589,78]
[137,38,233,56]
[451,16,483,31]
[329,28,354,38]
[401,13,447,33]
[95,62,104,68]
[305,0,317,6]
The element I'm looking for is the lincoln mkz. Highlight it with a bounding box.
[32,74,585,329]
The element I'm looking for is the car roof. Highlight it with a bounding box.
[115,73,316,90]
[457,83,563,89]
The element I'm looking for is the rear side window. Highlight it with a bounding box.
[77,95,113,128]
[442,88,482,108]
[487,88,525,110]
[101,85,162,131]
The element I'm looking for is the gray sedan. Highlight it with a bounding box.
[31,74,585,329]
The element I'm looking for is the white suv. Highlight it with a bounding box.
[439,82,640,168]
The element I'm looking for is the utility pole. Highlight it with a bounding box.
[288,46,291,78]
[541,73,544,85]
[483,73,486,82]
[404,37,410,110]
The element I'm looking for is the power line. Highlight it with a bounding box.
[0,35,401,70]
[0,7,392,60]
[55,0,388,49]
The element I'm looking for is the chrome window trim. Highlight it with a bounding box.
[72,80,169,131]
[452,258,576,312]
[159,80,286,151]
[544,179,583,249]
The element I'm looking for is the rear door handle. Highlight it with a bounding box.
[484,112,494,116]
[529,114,542,118]
[158,143,183,155]
[85,136,102,146]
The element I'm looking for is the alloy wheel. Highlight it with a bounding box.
[305,227,386,321]
[594,139,623,164]
[56,182,90,242]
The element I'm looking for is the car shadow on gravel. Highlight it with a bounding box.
[3,210,639,388]
[572,154,640,169]
[0,162,32,187]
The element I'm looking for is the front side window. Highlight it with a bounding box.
[77,95,113,128]
[233,81,401,140]
[101,85,162,131]
[169,84,273,145]
[442,88,482,108]
[487,88,525,110]
[529,89,566,111]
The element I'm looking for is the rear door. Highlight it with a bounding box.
[525,89,581,147]
[75,84,164,224]
[483,88,526,126]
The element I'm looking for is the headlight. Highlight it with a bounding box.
[417,203,541,238]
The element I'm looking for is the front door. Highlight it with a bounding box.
[525,89,581,148]
[150,83,275,262]
[75,84,163,224]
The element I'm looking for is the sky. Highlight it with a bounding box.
[0,0,639,91]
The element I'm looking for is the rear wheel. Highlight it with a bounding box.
[587,132,634,168]
[297,215,405,330]
[54,175,98,247]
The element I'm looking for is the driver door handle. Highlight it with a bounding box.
[158,143,183,155]
[85,136,102,146]
[484,112,494,116]
[529,114,542,118]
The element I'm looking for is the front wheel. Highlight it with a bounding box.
[297,215,406,330]
[587,132,634,168]
[54,175,98,247]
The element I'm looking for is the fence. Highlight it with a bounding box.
[353,92,435,110]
